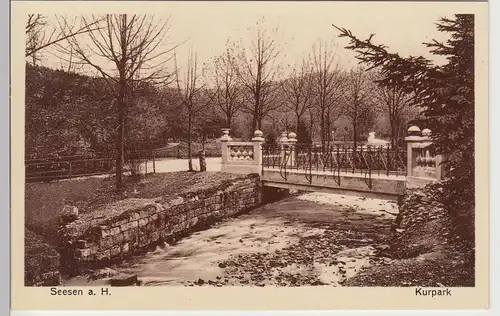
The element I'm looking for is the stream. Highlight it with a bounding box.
[62,192,398,287]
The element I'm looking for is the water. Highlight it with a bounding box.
[62,193,398,287]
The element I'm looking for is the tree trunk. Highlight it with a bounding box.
[251,116,257,136]
[353,120,358,149]
[199,149,206,172]
[296,115,301,136]
[325,114,331,148]
[320,108,326,151]
[257,116,263,131]
[309,112,314,141]
[115,78,126,192]
[390,121,397,149]
[396,121,403,148]
[188,113,193,171]
[115,16,128,193]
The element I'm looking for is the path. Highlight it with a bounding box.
[146,157,222,173]
[63,192,399,287]
[55,157,223,182]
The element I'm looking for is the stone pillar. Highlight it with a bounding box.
[405,125,446,188]
[251,130,265,175]
[405,125,422,177]
[220,128,232,165]
[421,128,432,173]
[287,132,297,168]
[421,128,446,180]
[278,131,289,167]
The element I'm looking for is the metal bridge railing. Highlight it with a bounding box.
[262,143,407,188]
[220,127,444,192]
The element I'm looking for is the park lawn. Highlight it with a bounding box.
[25,171,239,245]
[154,142,225,158]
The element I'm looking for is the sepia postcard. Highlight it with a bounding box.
[10,0,489,311]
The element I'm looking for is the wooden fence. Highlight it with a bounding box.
[25,151,156,182]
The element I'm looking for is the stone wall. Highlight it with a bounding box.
[58,173,262,276]
[25,229,61,286]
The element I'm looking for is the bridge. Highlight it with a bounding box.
[219,126,445,200]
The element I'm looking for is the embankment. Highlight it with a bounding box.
[37,173,263,281]
[344,183,474,287]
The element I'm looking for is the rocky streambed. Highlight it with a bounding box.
[62,192,399,287]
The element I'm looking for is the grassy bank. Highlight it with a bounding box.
[25,171,240,246]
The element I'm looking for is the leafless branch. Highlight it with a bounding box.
[231,21,285,132]
[25,14,104,58]
[309,40,345,147]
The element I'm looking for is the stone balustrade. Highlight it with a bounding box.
[220,129,264,175]
[405,125,446,189]
[228,145,255,161]
[220,129,300,175]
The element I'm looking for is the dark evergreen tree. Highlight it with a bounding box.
[265,131,278,147]
[333,14,475,239]
[297,119,312,145]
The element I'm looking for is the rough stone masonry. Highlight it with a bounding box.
[25,229,61,286]
[57,173,263,276]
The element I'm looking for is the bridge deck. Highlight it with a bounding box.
[261,167,406,200]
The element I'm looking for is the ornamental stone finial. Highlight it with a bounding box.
[407,125,421,136]
[220,128,232,142]
[251,130,265,142]
[278,131,289,144]
[288,132,297,143]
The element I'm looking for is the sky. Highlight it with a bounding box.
[36,1,453,79]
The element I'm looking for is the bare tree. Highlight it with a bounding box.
[281,58,313,135]
[374,83,414,148]
[310,40,344,149]
[341,67,378,148]
[26,14,47,65]
[209,44,243,128]
[174,51,216,171]
[307,104,317,141]
[60,14,176,191]
[25,14,102,61]
[233,20,285,133]
[273,106,295,133]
